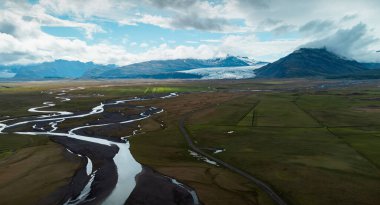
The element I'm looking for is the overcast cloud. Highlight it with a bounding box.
[0,0,379,66]
[304,23,379,62]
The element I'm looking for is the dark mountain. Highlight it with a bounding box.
[362,63,380,70]
[84,56,259,78]
[255,48,368,78]
[8,60,114,79]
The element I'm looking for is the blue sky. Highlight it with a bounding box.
[0,0,379,65]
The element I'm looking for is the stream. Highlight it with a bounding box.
[0,88,199,205]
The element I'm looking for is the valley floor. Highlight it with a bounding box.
[0,78,380,205]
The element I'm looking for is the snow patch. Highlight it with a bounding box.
[214,149,225,154]
[188,150,218,166]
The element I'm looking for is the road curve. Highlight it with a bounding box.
[179,116,288,205]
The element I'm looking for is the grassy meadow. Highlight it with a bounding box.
[0,79,380,205]
[187,87,380,205]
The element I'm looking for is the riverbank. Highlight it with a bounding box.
[0,86,202,204]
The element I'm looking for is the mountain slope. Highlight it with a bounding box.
[255,48,367,78]
[362,63,380,70]
[10,60,112,79]
[84,56,261,78]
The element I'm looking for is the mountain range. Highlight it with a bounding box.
[0,56,263,80]
[255,48,380,78]
[255,48,366,78]
[83,56,261,79]
[0,49,379,80]
[0,60,114,79]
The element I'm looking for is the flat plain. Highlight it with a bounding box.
[0,79,379,205]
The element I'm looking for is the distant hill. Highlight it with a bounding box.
[2,50,378,80]
[362,63,380,70]
[83,56,261,78]
[15,60,113,79]
[0,56,264,80]
[2,60,113,79]
[255,48,368,78]
[328,69,380,80]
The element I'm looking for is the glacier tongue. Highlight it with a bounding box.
[178,64,267,79]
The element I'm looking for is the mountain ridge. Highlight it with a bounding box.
[1,50,379,80]
[255,48,369,78]
[82,55,263,79]
[0,60,115,79]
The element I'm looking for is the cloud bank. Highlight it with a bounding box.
[0,0,379,66]
[304,23,379,62]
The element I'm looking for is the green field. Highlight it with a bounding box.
[0,134,49,159]
[253,95,320,127]
[1,79,380,205]
[187,88,380,205]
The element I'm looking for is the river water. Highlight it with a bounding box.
[0,88,198,205]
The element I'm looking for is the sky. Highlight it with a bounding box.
[0,0,379,66]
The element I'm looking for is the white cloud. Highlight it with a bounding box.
[137,14,172,29]
[136,44,223,61]
[218,35,307,62]
[2,1,104,39]
[0,5,225,66]
[1,0,379,66]
[39,0,135,22]
[32,0,380,37]
[304,23,380,62]
[37,0,246,33]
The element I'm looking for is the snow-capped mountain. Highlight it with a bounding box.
[235,56,259,65]
[0,56,266,80]
[83,55,264,79]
